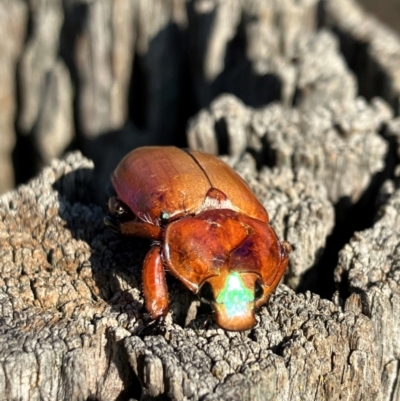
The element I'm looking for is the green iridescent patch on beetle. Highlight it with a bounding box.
[216,272,254,317]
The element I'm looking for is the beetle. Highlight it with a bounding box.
[105,146,291,331]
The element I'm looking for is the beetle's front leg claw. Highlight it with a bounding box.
[199,315,214,330]
[186,313,214,332]
[139,316,167,337]
[104,215,121,233]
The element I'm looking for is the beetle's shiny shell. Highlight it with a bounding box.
[111,146,268,224]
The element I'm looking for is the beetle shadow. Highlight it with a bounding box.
[52,166,148,323]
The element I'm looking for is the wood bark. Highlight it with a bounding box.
[1,0,400,400]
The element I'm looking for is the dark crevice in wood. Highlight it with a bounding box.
[59,2,87,154]
[301,125,397,300]
[11,134,39,186]
[214,118,230,156]
[129,51,148,131]
[175,32,195,149]
[107,335,142,401]
[259,137,276,169]
[212,15,282,110]
[12,5,39,186]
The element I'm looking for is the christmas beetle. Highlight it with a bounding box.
[105,146,291,331]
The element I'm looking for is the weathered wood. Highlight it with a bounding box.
[1,0,400,399]
[335,181,400,401]
[0,153,378,400]
[332,109,400,401]
[127,289,379,401]
[1,0,400,194]
[322,0,400,113]
[188,92,391,205]
[0,0,27,192]
[14,0,75,179]
[63,0,131,137]
[186,0,319,108]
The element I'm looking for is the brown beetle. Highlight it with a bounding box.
[105,146,291,331]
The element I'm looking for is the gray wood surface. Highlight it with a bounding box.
[0,0,27,191]
[335,175,400,401]
[0,152,377,400]
[1,0,400,400]
[188,92,391,205]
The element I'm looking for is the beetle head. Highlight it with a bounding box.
[198,271,268,331]
[163,210,290,331]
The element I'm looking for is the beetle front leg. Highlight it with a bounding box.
[105,217,161,239]
[142,246,169,319]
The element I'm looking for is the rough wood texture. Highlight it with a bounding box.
[188,92,391,205]
[322,0,400,113]
[187,0,319,108]
[0,153,378,400]
[331,114,400,401]
[0,0,27,191]
[2,0,400,399]
[335,179,400,401]
[61,0,186,140]
[2,0,400,194]
[0,153,135,400]
[127,289,379,401]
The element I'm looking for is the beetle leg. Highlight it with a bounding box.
[104,215,121,233]
[142,246,169,320]
[104,215,161,239]
[119,220,161,239]
[138,316,167,337]
[105,196,162,239]
[186,312,215,332]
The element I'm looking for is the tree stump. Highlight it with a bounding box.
[0,152,377,401]
[1,0,400,400]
